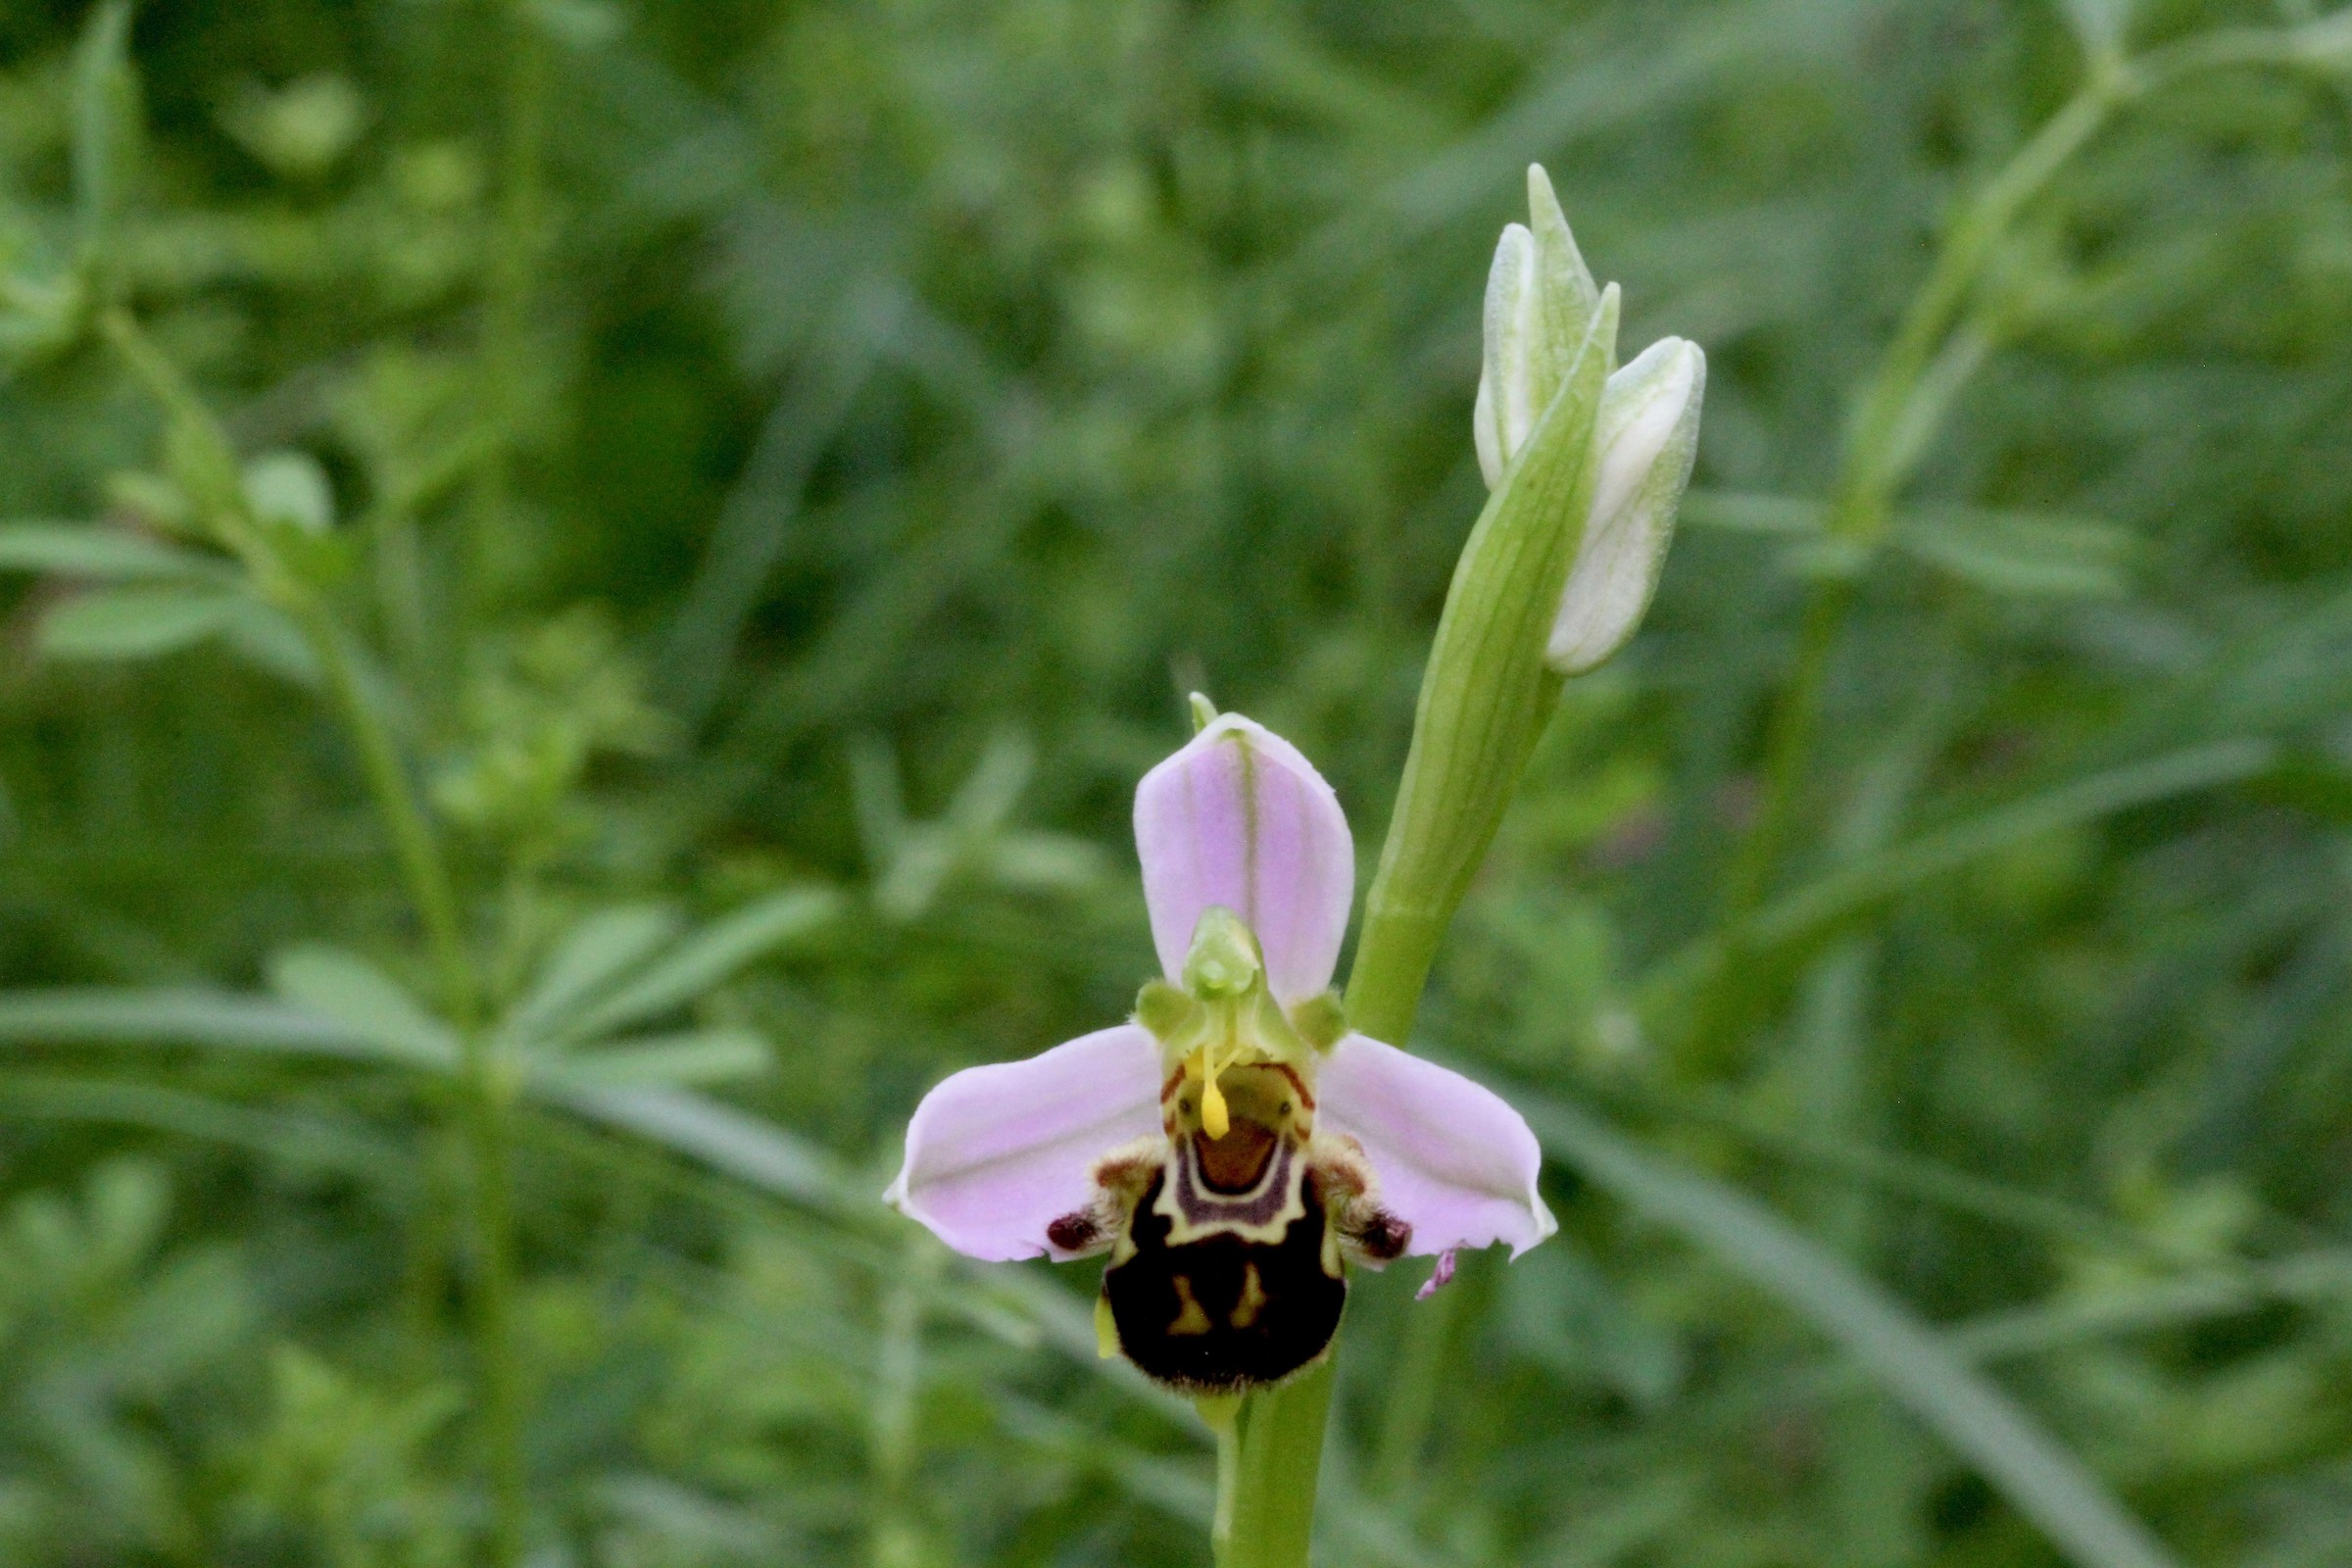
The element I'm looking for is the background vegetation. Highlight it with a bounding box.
[1,0,2350,1563]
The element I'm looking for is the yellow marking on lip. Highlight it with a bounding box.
[1169,1276,1212,1337]
[1231,1263,1267,1329]
[1095,1295,1120,1359]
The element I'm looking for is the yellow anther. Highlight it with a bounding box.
[1095,1294,1120,1360]
[1189,1043,1232,1139]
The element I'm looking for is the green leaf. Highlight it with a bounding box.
[0,522,227,581]
[564,888,840,1039]
[0,988,392,1063]
[38,586,240,661]
[1642,738,2275,1005]
[1507,1080,2182,1568]
[1678,489,1824,537]
[266,947,460,1069]
[217,598,322,686]
[528,1028,770,1090]
[0,1073,409,1188]
[1896,507,2134,600]
[548,1085,853,1213]
[501,905,685,1045]
[72,0,139,257]
[548,1082,1190,1413]
[2058,0,2131,56]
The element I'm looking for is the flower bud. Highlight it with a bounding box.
[1547,336,1704,673]
[1470,165,1705,675]
[1473,167,1600,489]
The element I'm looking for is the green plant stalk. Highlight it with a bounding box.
[469,0,549,616]
[1348,289,1618,1045]
[1704,10,2336,1055]
[287,618,532,1568]
[1369,1255,1468,1495]
[104,308,529,1568]
[1711,6,2332,919]
[1719,78,2120,925]
[297,596,530,1568]
[867,1240,942,1567]
[1211,271,1618,1568]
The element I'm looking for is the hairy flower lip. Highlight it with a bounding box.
[886,712,1553,1272]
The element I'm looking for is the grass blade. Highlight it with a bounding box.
[1643,738,2274,1004]
[564,888,840,1039]
[528,1028,770,1090]
[1504,1078,2182,1568]
[0,988,404,1064]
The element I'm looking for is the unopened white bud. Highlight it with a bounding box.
[1546,337,1704,673]
[1474,166,1603,489]
[1471,166,1703,673]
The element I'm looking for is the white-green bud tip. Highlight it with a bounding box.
[1474,165,1603,490]
[1547,336,1705,673]
[1467,166,1704,673]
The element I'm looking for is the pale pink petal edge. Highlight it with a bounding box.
[886,1023,1162,1262]
[1317,1033,1556,1260]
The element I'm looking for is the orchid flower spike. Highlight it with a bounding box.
[1475,165,1705,674]
[887,709,1554,1393]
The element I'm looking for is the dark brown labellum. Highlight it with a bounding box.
[1101,1166,1345,1393]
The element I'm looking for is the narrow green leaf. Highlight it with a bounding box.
[1508,1080,2181,1568]
[0,988,391,1063]
[1643,738,2274,1004]
[564,888,840,1039]
[502,905,685,1045]
[38,585,240,662]
[72,0,138,259]
[1678,489,1824,536]
[0,522,227,581]
[1896,508,2133,600]
[2058,0,2131,56]
[267,946,460,1068]
[0,1072,411,1186]
[548,1081,1194,1415]
[529,1028,770,1090]
[218,598,323,686]
[549,1084,853,1213]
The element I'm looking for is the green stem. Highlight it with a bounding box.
[1369,1258,1467,1496]
[867,1240,940,1568]
[102,308,526,1568]
[302,612,476,1025]
[460,1080,527,1568]
[297,613,528,1568]
[1215,1357,1337,1568]
[469,0,548,613]
[1211,1403,1241,1554]
[1717,77,2122,932]
[1210,206,1619,1568]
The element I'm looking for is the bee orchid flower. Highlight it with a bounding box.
[887,710,1554,1394]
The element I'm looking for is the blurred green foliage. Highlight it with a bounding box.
[1,0,2351,1564]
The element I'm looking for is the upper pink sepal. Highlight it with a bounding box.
[885,1024,1163,1261]
[1317,1034,1556,1258]
[1133,713,1353,1004]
